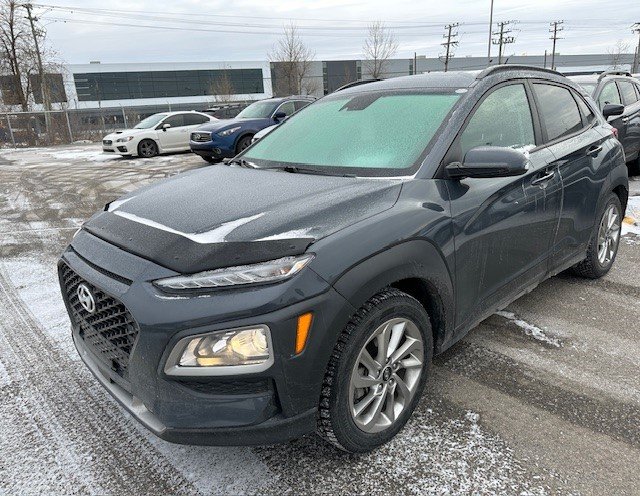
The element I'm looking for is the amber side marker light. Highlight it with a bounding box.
[295,312,313,355]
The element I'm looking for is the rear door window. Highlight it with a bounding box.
[460,83,536,156]
[617,81,638,105]
[574,94,597,125]
[533,83,583,142]
[183,113,210,126]
[598,82,622,109]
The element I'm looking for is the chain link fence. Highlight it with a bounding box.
[0,102,252,148]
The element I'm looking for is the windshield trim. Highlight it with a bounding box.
[239,88,462,178]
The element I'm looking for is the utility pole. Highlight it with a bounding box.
[24,4,50,112]
[549,21,564,71]
[441,23,459,72]
[492,21,516,65]
[632,23,640,73]
[487,0,494,66]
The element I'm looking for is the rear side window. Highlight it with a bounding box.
[617,81,638,105]
[598,82,621,108]
[533,83,583,142]
[183,113,210,126]
[460,84,535,156]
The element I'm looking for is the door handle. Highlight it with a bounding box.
[586,145,603,157]
[531,170,554,185]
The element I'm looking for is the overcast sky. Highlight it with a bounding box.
[35,0,640,64]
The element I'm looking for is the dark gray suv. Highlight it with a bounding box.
[568,71,640,172]
[59,66,628,453]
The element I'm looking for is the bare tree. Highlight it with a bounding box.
[0,1,59,112]
[210,67,235,103]
[608,40,630,70]
[362,21,398,79]
[269,22,317,96]
[0,0,31,110]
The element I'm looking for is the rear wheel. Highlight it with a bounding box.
[138,139,158,158]
[572,193,622,279]
[235,135,253,154]
[317,289,432,453]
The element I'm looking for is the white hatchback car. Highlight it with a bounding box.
[102,111,217,158]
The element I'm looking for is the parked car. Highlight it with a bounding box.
[59,66,627,453]
[189,96,315,163]
[102,111,217,158]
[568,71,640,171]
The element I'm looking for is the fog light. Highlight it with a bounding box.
[164,325,273,376]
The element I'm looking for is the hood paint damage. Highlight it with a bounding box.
[83,166,402,273]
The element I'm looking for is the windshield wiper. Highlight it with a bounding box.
[270,165,356,178]
[227,158,257,168]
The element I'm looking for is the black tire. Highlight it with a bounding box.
[137,139,159,158]
[317,288,433,453]
[628,158,640,177]
[572,193,622,279]
[235,135,253,154]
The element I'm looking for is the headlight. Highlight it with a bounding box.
[164,326,273,375]
[217,126,241,137]
[116,136,135,143]
[154,254,314,291]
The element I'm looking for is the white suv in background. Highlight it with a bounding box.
[102,111,217,158]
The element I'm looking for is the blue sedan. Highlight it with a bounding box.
[190,96,315,163]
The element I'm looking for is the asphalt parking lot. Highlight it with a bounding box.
[1,144,639,495]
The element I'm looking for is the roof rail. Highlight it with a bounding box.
[598,70,633,81]
[333,78,382,93]
[476,65,562,80]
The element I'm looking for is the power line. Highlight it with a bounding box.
[549,21,564,70]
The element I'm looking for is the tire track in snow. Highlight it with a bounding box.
[0,263,200,495]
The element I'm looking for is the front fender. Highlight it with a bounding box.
[331,239,455,351]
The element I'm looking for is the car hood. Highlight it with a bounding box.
[195,118,268,133]
[104,128,147,139]
[83,166,402,273]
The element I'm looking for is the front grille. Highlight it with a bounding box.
[60,263,139,380]
[191,131,211,143]
[103,139,112,146]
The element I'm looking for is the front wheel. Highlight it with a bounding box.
[235,135,253,154]
[138,139,159,158]
[572,193,622,279]
[317,289,432,453]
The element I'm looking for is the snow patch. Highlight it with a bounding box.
[113,210,265,243]
[256,229,313,241]
[496,311,562,348]
[622,195,640,239]
[0,357,10,387]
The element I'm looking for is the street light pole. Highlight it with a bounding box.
[487,0,494,66]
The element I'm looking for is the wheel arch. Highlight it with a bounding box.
[137,137,160,156]
[331,239,455,355]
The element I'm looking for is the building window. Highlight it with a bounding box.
[73,69,265,101]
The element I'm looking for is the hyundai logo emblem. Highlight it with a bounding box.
[77,283,96,314]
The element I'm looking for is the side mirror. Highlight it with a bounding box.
[446,146,530,180]
[602,103,624,119]
[273,111,287,121]
[161,123,171,131]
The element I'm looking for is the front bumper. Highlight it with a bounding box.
[59,230,353,445]
[190,139,235,159]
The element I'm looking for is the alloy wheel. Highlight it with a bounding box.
[140,141,157,157]
[349,317,424,433]
[597,203,621,266]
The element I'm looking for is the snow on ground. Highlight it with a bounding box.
[622,194,640,240]
[495,311,562,348]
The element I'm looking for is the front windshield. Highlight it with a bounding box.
[236,101,279,119]
[134,113,168,129]
[242,90,461,176]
